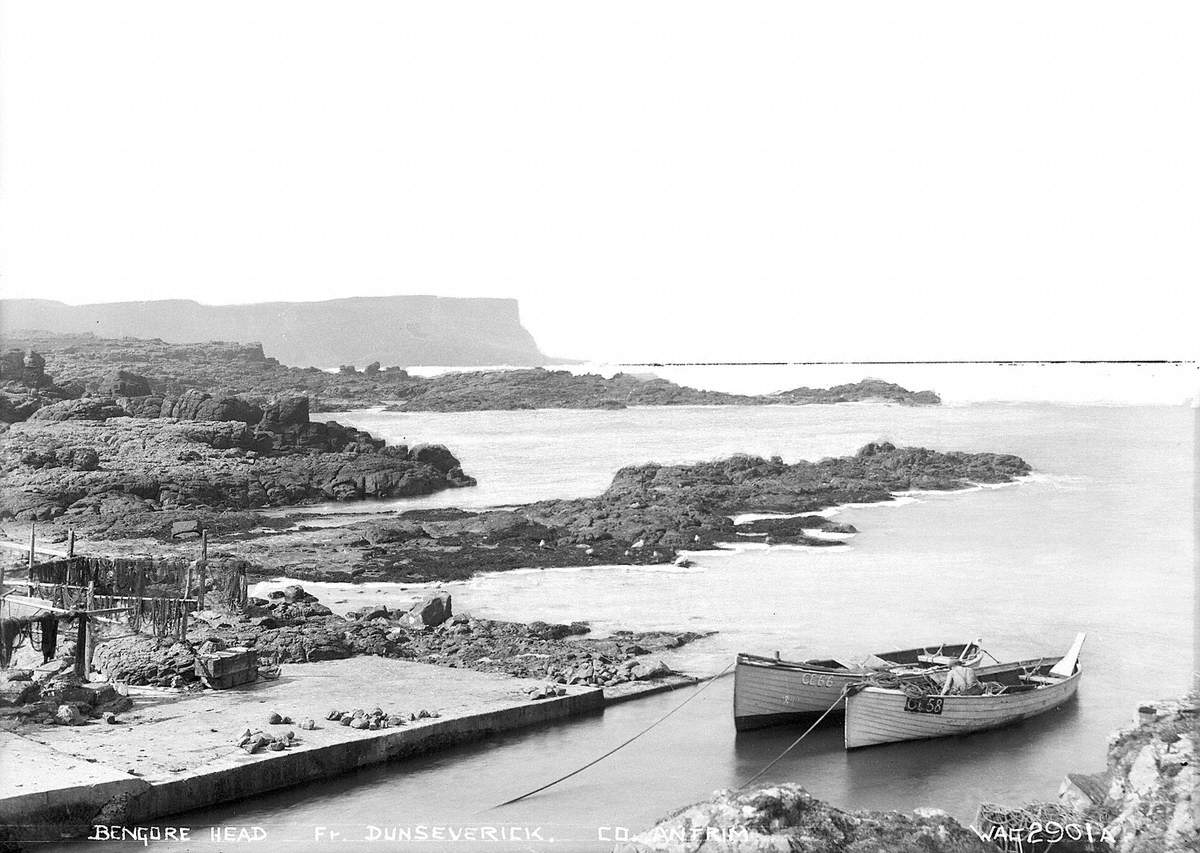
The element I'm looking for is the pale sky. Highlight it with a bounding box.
[1,2,1197,364]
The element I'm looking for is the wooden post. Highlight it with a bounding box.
[28,522,36,572]
[74,615,86,678]
[178,562,193,640]
[67,529,76,558]
[198,530,208,612]
[85,581,96,676]
[133,563,145,633]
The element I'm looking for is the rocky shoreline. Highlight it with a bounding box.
[0,583,703,723]
[2,333,940,414]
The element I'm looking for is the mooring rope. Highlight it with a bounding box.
[736,685,851,790]
[487,660,736,810]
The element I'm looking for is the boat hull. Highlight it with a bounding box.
[734,659,859,730]
[843,664,1080,749]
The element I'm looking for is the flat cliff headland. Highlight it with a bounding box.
[0,296,553,368]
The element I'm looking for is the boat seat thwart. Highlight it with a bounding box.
[917,654,965,666]
[1020,674,1065,685]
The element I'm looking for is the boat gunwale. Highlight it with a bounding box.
[736,642,980,674]
[850,655,1081,700]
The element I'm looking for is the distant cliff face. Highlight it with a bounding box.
[0,296,550,367]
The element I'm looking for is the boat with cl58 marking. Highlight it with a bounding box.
[843,633,1086,749]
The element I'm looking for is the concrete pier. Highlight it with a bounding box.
[0,657,607,843]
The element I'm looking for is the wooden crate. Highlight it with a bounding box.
[195,647,258,689]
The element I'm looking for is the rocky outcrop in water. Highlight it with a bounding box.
[388,370,942,411]
[773,378,942,406]
[522,442,1028,551]
[386,368,758,410]
[234,441,1033,583]
[2,332,942,414]
[616,785,995,852]
[0,392,475,526]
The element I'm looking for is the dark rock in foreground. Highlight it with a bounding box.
[617,785,995,852]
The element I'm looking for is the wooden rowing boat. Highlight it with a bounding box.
[843,633,1086,749]
[733,640,983,731]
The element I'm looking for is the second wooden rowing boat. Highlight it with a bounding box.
[843,633,1086,749]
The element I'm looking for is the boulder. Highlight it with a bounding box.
[55,704,87,726]
[631,659,672,680]
[98,370,152,398]
[408,443,461,475]
[171,519,203,539]
[160,389,262,424]
[62,447,100,471]
[402,592,452,629]
[0,679,41,707]
[259,396,310,429]
[281,584,316,604]
[527,621,587,640]
[29,398,128,422]
[360,520,426,545]
[122,395,167,418]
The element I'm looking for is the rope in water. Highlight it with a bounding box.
[736,685,851,790]
[487,660,737,810]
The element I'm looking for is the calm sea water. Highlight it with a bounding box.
[84,402,1195,851]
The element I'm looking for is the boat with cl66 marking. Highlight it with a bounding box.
[843,632,1086,749]
[733,640,983,731]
